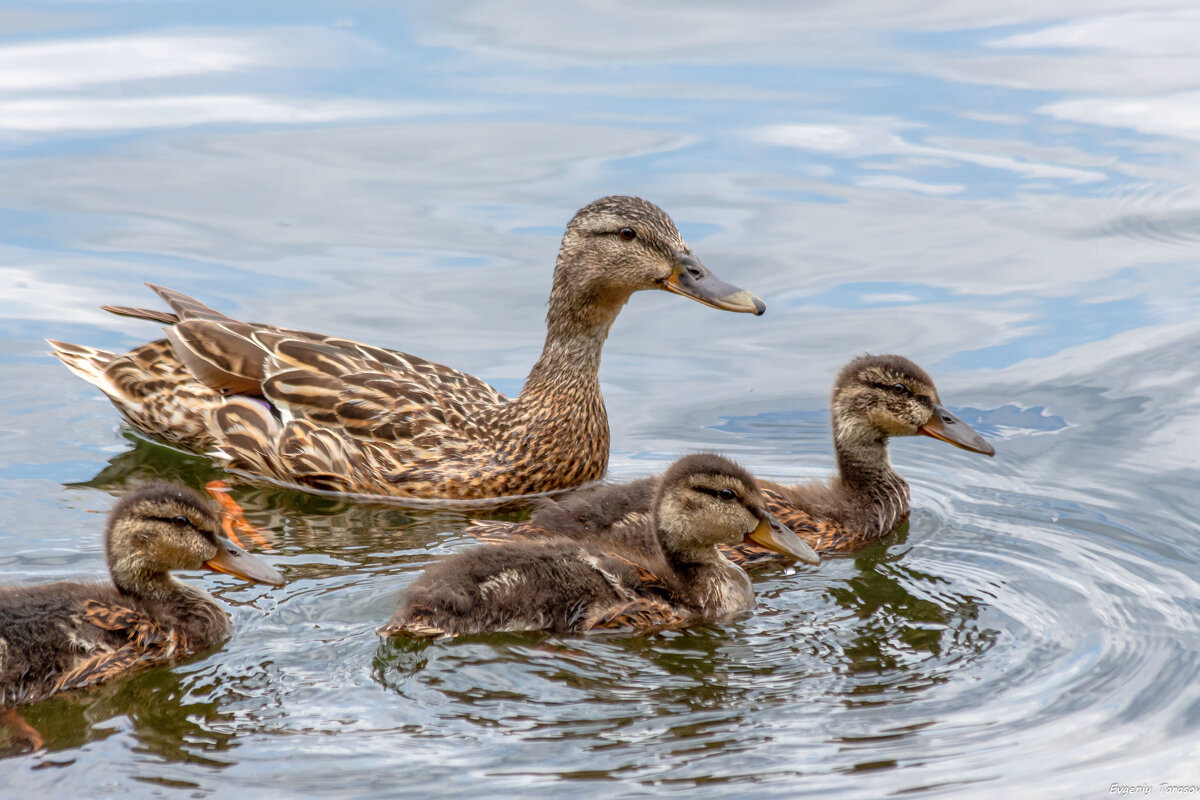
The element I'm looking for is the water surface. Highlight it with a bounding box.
[2,2,1199,797]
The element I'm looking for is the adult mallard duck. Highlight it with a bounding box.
[0,483,283,748]
[469,354,994,564]
[49,196,764,501]
[380,454,818,638]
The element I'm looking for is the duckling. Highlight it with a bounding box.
[49,196,765,501]
[469,354,994,563]
[0,483,283,726]
[380,454,818,638]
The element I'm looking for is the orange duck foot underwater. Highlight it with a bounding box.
[49,196,764,502]
[381,454,817,639]
[0,483,282,737]
[468,354,994,566]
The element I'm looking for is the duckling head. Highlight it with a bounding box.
[549,196,764,329]
[653,454,819,565]
[105,482,284,596]
[832,354,994,456]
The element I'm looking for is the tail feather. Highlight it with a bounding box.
[46,340,118,395]
[100,305,180,325]
[146,284,237,323]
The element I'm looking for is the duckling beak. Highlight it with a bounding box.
[747,510,820,566]
[663,252,765,315]
[918,404,995,456]
[204,537,285,587]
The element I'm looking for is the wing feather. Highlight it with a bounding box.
[54,600,182,692]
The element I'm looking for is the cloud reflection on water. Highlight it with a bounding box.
[2,2,1200,795]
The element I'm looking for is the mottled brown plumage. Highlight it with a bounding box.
[470,355,994,565]
[0,483,283,713]
[50,196,765,500]
[380,454,816,638]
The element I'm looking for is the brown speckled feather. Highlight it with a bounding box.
[721,485,879,567]
[588,597,686,631]
[379,539,679,639]
[0,484,279,710]
[468,477,901,568]
[466,519,557,545]
[53,309,586,498]
[384,455,771,639]
[467,355,992,564]
[51,197,764,500]
[53,600,184,692]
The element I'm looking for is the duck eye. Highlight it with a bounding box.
[172,515,190,528]
[619,227,636,241]
[891,383,909,395]
[718,488,736,501]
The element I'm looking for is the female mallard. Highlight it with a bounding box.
[49,196,764,501]
[0,483,283,747]
[380,454,818,638]
[469,354,994,563]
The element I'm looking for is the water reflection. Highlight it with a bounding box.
[11,664,236,766]
[4,0,1200,795]
[824,531,998,705]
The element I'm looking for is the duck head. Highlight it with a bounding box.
[653,453,819,565]
[105,482,285,595]
[549,196,765,326]
[832,354,994,456]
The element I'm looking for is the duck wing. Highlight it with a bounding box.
[52,600,184,692]
[53,286,515,493]
[586,596,687,631]
[143,284,507,416]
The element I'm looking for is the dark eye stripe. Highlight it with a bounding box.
[869,381,911,396]
[693,485,739,502]
[149,515,220,541]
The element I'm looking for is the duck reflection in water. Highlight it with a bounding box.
[4,666,238,764]
[826,531,997,708]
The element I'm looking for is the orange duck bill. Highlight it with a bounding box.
[918,404,995,456]
[205,537,285,587]
[746,510,820,566]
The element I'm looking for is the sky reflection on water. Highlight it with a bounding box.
[1,2,1199,797]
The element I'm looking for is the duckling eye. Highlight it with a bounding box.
[172,515,190,528]
[718,488,736,501]
[619,227,636,241]
[891,383,910,396]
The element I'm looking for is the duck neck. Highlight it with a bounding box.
[832,418,911,537]
[112,563,175,600]
[518,279,630,406]
[110,557,210,612]
[656,514,754,616]
[112,566,228,641]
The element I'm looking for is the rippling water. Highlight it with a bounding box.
[2,2,1200,797]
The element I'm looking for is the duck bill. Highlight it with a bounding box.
[663,252,765,315]
[746,510,820,566]
[918,404,995,456]
[204,538,285,587]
